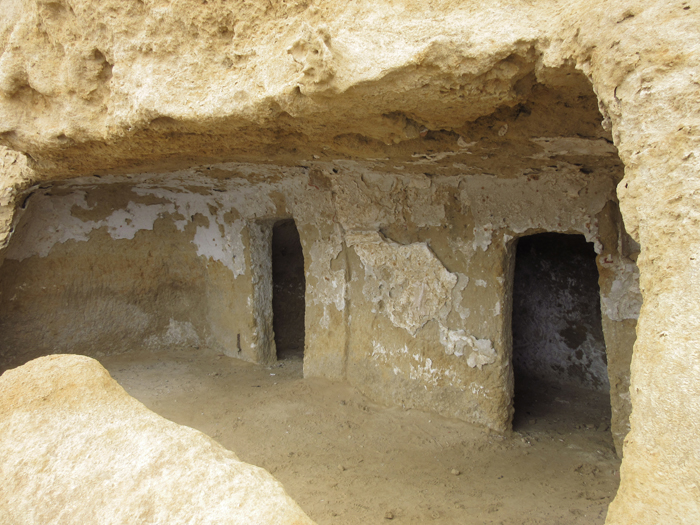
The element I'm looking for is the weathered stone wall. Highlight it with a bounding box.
[1,0,698,522]
[0,158,635,443]
[0,182,259,368]
[0,169,341,370]
[595,201,640,455]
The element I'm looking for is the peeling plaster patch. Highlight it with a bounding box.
[131,183,276,277]
[49,168,295,278]
[4,192,96,260]
[106,201,176,240]
[348,231,457,335]
[438,324,497,369]
[473,223,494,251]
[452,273,470,320]
[599,259,642,321]
[193,219,246,276]
[4,175,282,277]
[475,279,487,287]
[3,191,177,261]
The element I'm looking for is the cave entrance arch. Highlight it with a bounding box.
[271,219,306,360]
[511,232,610,432]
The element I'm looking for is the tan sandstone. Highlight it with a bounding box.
[0,354,315,525]
[0,0,699,523]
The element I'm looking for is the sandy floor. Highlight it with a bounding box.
[99,349,621,525]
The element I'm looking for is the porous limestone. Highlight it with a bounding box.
[0,0,698,522]
[0,354,314,525]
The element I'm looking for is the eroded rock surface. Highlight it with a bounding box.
[0,1,699,523]
[0,354,314,525]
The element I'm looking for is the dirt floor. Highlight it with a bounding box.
[99,349,621,525]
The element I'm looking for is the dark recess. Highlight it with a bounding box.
[511,233,610,432]
[272,219,306,360]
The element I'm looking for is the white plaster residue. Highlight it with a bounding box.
[409,357,441,386]
[5,191,175,260]
[452,273,471,320]
[4,177,278,278]
[106,201,176,240]
[193,219,246,277]
[4,191,98,261]
[319,307,331,329]
[132,183,276,277]
[439,325,469,357]
[468,382,489,398]
[406,353,464,389]
[457,137,476,149]
[371,341,388,358]
[371,342,409,364]
[600,259,642,321]
[473,223,494,251]
[408,150,463,164]
[372,341,462,388]
[348,231,457,335]
[466,338,497,369]
[475,279,487,287]
[438,324,497,369]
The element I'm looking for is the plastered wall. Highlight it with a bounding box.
[0,0,697,520]
[0,160,639,451]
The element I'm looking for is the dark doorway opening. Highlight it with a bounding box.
[511,233,610,432]
[271,219,306,360]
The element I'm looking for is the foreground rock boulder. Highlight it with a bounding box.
[0,354,314,525]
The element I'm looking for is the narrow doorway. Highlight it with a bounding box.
[271,219,306,360]
[511,233,610,432]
